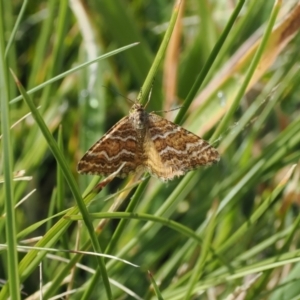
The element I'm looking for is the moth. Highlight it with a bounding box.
[78,103,219,181]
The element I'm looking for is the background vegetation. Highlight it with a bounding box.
[1,0,300,299]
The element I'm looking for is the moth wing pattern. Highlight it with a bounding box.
[77,116,144,177]
[145,113,220,180]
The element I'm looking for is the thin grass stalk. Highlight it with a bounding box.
[8,73,113,300]
[43,178,142,297]
[10,43,139,105]
[149,271,164,300]
[209,165,296,274]
[138,0,182,106]
[104,178,149,254]
[69,212,203,243]
[219,67,285,152]
[106,171,201,271]
[203,0,264,83]
[27,0,59,88]
[56,126,70,255]
[39,0,69,112]
[175,0,246,125]
[46,188,57,232]
[211,0,282,141]
[184,202,218,299]
[4,0,28,58]
[0,2,20,299]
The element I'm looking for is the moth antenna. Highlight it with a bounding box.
[153,106,183,114]
[102,85,135,105]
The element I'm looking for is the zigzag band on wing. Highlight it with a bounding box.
[77,116,144,177]
[146,113,220,179]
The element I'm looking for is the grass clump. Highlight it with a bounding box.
[1,0,300,299]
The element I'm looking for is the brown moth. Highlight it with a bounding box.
[78,103,219,181]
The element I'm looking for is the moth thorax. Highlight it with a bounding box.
[131,107,147,130]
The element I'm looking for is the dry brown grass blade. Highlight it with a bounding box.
[95,170,144,233]
[189,2,300,136]
[234,2,300,89]
[163,0,186,112]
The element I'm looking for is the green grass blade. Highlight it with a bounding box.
[0,3,20,299]
[10,43,139,104]
[175,0,246,124]
[211,0,282,141]
[138,0,182,106]
[9,72,113,300]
